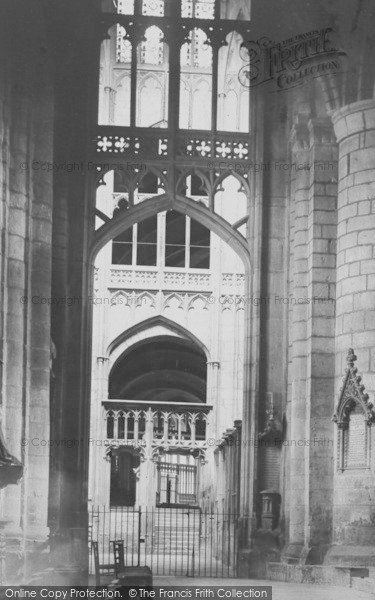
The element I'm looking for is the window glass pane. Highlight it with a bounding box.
[190,219,210,246]
[138,216,157,243]
[190,246,210,268]
[180,29,212,130]
[138,172,158,194]
[98,25,132,126]
[190,219,210,268]
[165,211,186,267]
[218,32,249,132]
[112,228,133,265]
[137,243,157,265]
[166,211,186,244]
[191,174,206,196]
[137,27,169,127]
[165,245,186,267]
[140,26,165,66]
[112,242,133,265]
[137,216,157,266]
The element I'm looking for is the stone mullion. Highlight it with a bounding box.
[144,408,154,446]
[304,118,337,561]
[162,411,169,441]
[113,411,119,440]
[133,410,140,440]
[283,117,310,560]
[188,412,197,444]
[210,36,220,134]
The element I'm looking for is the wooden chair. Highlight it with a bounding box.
[112,540,126,578]
[91,541,114,586]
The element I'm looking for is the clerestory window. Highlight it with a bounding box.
[98,1,250,132]
[112,211,210,269]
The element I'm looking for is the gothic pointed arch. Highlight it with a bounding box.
[91,195,251,271]
[107,314,211,362]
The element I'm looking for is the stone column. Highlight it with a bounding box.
[331,99,375,402]
[304,118,337,563]
[328,99,375,562]
[283,116,310,561]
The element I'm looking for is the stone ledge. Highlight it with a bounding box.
[324,545,375,567]
[266,562,365,587]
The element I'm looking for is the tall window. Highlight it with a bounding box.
[137,217,158,265]
[165,211,186,267]
[112,216,158,266]
[112,212,210,269]
[137,26,169,127]
[180,29,212,130]
[99,1,250,132]
[165,211,210,269]
[217,32,249,132]
[112,228,133,265]
[98,24,132,126]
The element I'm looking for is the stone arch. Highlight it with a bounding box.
[107,315,211,372]
[91,193,251,271]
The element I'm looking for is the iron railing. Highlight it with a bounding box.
[89,505,243,577]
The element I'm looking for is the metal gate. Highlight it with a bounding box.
[89,506,241,577]
[157,462,197,506]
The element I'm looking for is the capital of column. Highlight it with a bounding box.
[96,356,109,364]
[331,99,375,143]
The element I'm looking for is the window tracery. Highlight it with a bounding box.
[116,27,132,63]
[142,0,165,16]
[111,211,211,269]
[116,0,134,14]
[140,26,165,66]
[181,29,212,70]
[181,0,215,19]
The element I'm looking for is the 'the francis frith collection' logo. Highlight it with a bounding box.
[239,28,346,90]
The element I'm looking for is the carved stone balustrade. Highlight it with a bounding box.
[102,400,212,454]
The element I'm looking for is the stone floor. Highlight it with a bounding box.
[153,576,375,600]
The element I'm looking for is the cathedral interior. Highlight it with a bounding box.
[0,0,375,590]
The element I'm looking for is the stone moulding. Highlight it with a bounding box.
[332,348,375,428]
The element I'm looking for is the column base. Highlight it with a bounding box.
[238,530,282,578]
[3,525,51,585]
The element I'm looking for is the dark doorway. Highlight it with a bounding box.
[110,449,139,507]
